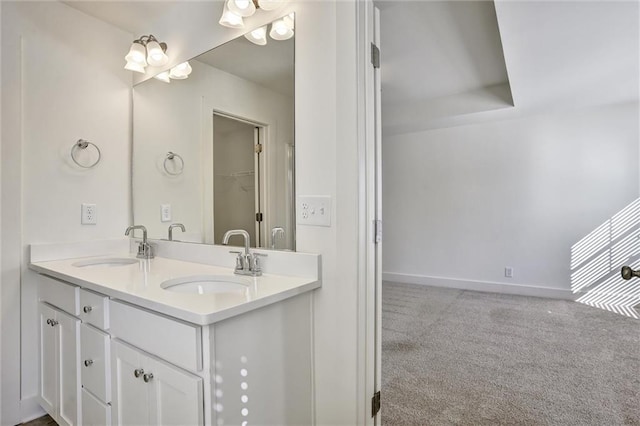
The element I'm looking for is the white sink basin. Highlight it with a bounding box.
[72,258,139,268]
[161,275,250,295]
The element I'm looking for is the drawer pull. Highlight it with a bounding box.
[50,319,59,327]
[83,305,93,313]
[134,368,144,378]
[46,319,52,325]
[84,359,94,367]
[143,373,154,383]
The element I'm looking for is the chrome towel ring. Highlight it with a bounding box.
[71,139,101,169]
[163,151,184,176]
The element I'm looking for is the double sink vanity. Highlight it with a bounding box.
[30,237,320,425]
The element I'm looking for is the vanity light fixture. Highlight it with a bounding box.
[124,34,169,74]
[244,26,268,45]
[219,0,294,42]
[169,62,193,80]
[153,71,171,83]
[153,62,193,83]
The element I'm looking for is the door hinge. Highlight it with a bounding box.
[371,43,380,69]
[371,390,381,417]
[256,212,263,222]
[374,220,382,244]
[254,143,263,154]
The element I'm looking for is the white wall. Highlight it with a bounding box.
[1,2,132,422]
[383,101,640,297]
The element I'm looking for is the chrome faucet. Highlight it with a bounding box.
[168,223,186,241]
[125,225,154,259]
[222,229,266,276]
[271,227,285,249]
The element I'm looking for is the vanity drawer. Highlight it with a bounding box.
[36,273,79,316]
[80,289,110,330]
[109,300,202,372]
[82,388,111,426]
[81,323,111,403]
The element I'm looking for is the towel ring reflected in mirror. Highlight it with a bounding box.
[70,139,101,169]
[163,151,184,176]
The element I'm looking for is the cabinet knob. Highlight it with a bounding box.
[46,319,52,325]
[50,319,58,327]
[134,368,144,378]
[143,373,154,383]
[84,359,94,367]
[83,306,93,313]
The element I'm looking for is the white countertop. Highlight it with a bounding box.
[30,253,321,325]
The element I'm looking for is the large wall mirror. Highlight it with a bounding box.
[132,16,295,250]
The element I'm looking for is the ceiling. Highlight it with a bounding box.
[376,0,639,134]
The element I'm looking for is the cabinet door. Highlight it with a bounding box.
[57,309,81,426]
[111,340,150,426]
[148,356,203,426]
[39,303,58,418]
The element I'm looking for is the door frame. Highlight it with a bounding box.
[207,110,268,246]
[356,0,382,424]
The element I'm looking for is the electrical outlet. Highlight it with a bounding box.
[161,204,171,222]
[81,203,97,225]
[297,196,332,227]
[505,267,514,278]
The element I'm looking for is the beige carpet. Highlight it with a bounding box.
[382,282,640,425]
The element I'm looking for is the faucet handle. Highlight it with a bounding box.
[251,252,267,274]
[229,251,244,270]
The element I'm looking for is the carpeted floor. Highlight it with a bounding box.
[382,281,640,425]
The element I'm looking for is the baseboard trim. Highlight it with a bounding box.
[21,395,45,423]
[382,272,574,300]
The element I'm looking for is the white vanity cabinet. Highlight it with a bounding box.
[37,281,81,426]
[111,340,204,426]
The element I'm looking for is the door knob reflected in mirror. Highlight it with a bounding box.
[620,266,640,280]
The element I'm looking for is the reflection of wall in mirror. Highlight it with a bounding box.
[133,59,294,247]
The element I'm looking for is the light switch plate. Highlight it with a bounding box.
[161,204,171,222]
[297,196,332,227]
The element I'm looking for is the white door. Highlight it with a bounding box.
[39,303,58,418]
[112,340,151,426]
[148,356,204,426]
[57,309,81,426]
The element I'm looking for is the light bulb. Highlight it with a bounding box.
[227,0,256,18]
[146,40,169,67]
[270,19,294,40]
[245,26,267,46]
[219,3,245,29]
[154,71,171,83]
[169,62,193,80]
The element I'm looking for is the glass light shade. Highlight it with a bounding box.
[257,0,285,11]
[124,60,146,73]
[154,71,171,83]
[284,13,295,30]
[169,62,192,80]
[227,0,256,18]
[244,26,267,46]
[270,19,294,40]
[219,5,245,29]
[124,42,147,66]
[146,40,169,67]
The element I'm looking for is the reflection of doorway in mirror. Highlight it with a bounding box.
[213,114,262,247]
